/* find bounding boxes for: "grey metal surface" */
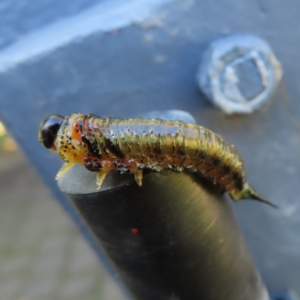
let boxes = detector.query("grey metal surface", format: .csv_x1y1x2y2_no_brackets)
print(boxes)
0,0,299,294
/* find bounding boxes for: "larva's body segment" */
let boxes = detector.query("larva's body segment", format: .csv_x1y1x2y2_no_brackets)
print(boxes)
38,113,276,207
88,117,244,192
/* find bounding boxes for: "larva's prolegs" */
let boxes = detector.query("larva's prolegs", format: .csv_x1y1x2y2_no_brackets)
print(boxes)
96,171,108,190
55,162,74,180
134,170,143,187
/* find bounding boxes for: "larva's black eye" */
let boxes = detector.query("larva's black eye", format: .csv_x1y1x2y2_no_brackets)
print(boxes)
38,115,64,149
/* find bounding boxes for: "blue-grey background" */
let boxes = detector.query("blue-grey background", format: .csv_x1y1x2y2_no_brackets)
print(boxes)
0,0,299,298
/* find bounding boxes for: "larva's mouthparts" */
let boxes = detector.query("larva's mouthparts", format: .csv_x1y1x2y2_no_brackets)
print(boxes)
229,184,278,208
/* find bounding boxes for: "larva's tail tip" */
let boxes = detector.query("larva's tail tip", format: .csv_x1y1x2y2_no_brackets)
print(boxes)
230,186,278,208
250,194,278,208
247,187,278,209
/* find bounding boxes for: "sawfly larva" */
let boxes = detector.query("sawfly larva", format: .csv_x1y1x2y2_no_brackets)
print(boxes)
38,113,276,207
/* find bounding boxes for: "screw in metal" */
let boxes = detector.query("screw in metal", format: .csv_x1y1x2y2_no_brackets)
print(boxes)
197,34,282,114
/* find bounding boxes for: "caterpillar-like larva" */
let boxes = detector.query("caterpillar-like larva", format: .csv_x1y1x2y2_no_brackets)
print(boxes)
38,113,276,207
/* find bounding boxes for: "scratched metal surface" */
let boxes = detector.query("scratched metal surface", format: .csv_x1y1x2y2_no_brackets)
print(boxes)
0,0,299,294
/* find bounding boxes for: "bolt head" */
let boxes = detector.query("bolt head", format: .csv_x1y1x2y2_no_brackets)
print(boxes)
197,34,282,114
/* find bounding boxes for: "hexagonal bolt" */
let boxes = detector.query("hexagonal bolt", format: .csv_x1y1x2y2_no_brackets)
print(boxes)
197,34,283,114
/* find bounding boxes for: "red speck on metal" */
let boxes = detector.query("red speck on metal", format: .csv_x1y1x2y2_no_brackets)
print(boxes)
131,228,139,234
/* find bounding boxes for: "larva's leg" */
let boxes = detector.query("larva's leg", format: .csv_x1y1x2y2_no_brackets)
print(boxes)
55,162,75,179
133,170,143,187
96,171,108,190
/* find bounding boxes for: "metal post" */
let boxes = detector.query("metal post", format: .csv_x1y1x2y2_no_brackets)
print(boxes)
58,111,269,300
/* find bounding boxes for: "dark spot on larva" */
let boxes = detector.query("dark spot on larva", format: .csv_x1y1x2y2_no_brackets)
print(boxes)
85,160,103,172
232,171,243,190
199,151,207,159
72,146,75,150
81,136,102,158
212,157,221,167
104,138,124,158
232,171,239,181
223,165,231,174
177,149,185,156
153,146,162,154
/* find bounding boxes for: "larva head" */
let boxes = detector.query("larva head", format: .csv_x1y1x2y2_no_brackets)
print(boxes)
39,113,101,178
55,113,91,165
38,114,64,151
